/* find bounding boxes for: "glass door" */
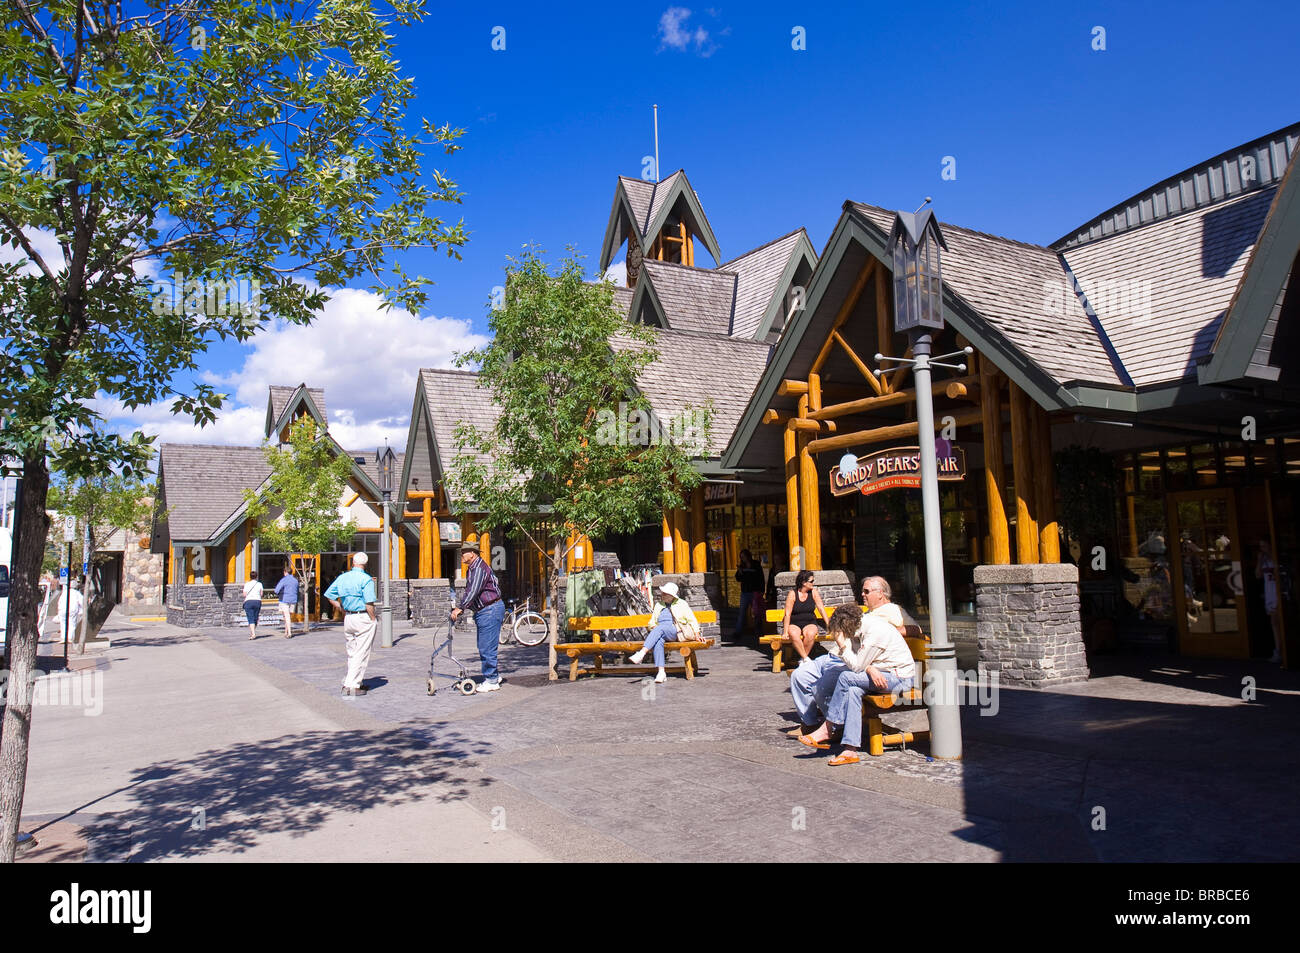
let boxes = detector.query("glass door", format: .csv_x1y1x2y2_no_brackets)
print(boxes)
1168,489,1248,657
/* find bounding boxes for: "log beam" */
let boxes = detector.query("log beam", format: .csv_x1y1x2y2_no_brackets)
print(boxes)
804,407,983,455
811,257,876,374
808,374,980,421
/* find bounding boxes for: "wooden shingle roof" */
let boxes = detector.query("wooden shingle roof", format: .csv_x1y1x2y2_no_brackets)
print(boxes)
611,327,771,456
267,384,328,430
158,444,271,541
420,368,501,472
640,259,737,335
851,204,1126,387
723,230,808,339
1062,187,1277,387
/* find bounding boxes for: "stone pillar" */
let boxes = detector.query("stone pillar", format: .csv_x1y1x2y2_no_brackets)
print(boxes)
409,577,453,628
974,563,1088,687
651,572,722,640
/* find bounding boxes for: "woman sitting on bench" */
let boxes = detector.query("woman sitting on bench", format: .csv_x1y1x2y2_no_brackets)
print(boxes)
629,582,700,683
783,569,829,664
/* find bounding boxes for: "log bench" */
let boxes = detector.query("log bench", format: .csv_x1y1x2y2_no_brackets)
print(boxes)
758,605,837,673
863,629,930,756
558,611,718,682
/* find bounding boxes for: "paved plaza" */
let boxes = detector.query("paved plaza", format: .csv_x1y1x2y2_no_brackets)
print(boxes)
15,608,1300,862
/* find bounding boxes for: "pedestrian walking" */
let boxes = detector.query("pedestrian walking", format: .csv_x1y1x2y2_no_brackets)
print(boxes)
273,564,299,639
451,544,505,692
243,570,264,640
324,553,377,697
57,580,84,645
732,549,765,641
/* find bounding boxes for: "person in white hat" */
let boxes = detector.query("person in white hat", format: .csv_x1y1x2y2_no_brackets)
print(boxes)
628,581,700,683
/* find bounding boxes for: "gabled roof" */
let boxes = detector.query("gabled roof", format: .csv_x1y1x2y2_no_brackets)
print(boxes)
157,444,272,541
265,384,329,439
398,368,503,506
1062,186,1278,387
850,204,1126,388
723,229,818,339
611,327,771,457
599,170,723,270
637,259,737,335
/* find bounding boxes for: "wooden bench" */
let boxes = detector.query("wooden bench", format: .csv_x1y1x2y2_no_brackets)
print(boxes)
557,611,718,682
758,605,845,673
863,629,930,756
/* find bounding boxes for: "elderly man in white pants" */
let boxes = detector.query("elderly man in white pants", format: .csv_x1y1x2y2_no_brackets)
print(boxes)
57,580,85,645
324,552,378,697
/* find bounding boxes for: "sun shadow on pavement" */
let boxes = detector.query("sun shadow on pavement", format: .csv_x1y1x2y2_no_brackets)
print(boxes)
119,727,492,860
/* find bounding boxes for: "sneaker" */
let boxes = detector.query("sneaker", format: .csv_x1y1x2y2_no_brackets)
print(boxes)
477,678,501,693
654,670,667,684
342,685,368,696
628,649,647,665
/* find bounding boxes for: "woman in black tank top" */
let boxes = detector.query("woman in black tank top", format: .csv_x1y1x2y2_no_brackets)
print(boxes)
783,569,829,662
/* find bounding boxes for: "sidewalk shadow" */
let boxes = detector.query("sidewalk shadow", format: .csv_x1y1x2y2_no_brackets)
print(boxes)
117,727,492,860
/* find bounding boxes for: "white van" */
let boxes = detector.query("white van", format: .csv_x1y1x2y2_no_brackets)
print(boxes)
0,525,10,642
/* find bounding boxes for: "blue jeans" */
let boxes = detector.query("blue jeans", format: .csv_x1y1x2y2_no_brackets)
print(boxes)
733,591,759,636
474,600,505,681
789,655,847,726
643,608,676,667
827,669,914,748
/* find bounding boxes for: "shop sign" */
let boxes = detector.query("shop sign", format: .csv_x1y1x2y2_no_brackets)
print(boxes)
829,445,966,497
703,482,737,505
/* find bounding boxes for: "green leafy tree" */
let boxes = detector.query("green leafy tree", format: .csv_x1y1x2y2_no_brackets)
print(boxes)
243,416,357,632
0,0,465,861
449,249,711,672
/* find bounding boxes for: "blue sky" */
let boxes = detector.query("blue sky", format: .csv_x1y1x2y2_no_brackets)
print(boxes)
97,0,1300,451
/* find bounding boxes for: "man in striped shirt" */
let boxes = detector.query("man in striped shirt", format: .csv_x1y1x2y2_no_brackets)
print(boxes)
450,544,505,692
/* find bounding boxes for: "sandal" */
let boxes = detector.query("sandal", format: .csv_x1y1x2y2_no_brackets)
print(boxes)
828,753,860,766
798,734,829,750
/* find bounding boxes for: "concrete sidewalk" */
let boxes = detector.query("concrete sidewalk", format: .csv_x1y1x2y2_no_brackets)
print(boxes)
16,607,1300,862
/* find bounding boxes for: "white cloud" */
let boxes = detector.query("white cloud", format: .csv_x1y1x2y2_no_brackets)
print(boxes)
100,285,489,453
603,260,627,287
657,6,720,56
0,226,63,277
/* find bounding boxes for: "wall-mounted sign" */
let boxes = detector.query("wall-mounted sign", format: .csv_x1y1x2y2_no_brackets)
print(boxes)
703,482,737,505
439,521,462,542
829,445,966,497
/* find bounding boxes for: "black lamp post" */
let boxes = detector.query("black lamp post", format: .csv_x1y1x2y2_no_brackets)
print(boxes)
378,443,396,649
877,200,966,761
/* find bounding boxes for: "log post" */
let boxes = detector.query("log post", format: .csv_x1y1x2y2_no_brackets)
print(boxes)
691,486,707,572
980,363,1010,564
673,507,690,573
661,511,672,572
1034,405,1060,563
420,497,432,578
784,425,801,570
799,441,821,571
1009,382,1039,564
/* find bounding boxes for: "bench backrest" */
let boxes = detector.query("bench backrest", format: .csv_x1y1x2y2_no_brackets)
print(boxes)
569,611,719,631
903,625,928,683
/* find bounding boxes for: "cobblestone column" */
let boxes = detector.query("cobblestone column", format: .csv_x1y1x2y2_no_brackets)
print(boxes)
409,578,453,628
975,562,1089,687
651,572,722,639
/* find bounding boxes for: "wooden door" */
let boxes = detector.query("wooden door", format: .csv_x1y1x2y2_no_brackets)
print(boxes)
1168,489,1249,657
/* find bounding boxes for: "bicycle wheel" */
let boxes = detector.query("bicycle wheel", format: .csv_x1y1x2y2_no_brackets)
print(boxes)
514,611,550,646
499,613,513,644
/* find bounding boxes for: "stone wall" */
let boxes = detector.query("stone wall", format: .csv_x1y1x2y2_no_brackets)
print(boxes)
410,578,454,629
975,563,1089,687
120,535,164,606
166,583,284,629
651,572,722,639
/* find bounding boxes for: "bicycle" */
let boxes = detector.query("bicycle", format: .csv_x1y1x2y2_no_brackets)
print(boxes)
499,596,549,646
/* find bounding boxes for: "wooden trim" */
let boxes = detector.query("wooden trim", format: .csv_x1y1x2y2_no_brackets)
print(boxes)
808,373,979,421
784,425,801,571
1009,382,1039,563
832,330,883,396
804,407,982,455
980,365,1010,565
1034,404,1060,562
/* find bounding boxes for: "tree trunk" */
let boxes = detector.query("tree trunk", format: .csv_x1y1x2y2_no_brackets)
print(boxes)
546,540,563,681
0,449,52,862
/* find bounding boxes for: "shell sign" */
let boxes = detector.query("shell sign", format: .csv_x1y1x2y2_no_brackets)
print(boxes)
829,445,966,497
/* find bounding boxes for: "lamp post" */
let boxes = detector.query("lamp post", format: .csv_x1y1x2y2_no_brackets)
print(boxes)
877,200,965,760
378,443,396,649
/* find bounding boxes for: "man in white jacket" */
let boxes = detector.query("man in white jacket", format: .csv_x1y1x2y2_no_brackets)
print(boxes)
797,586,916,764
57,581,85,645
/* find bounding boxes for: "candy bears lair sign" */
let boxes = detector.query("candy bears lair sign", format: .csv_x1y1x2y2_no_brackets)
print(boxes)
829,446,966,497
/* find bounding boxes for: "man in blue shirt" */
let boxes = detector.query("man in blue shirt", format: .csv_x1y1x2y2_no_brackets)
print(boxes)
273,565,300,639
324,552,378,697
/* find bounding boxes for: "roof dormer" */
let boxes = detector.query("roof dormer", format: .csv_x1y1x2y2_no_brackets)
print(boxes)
600,170,722,288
